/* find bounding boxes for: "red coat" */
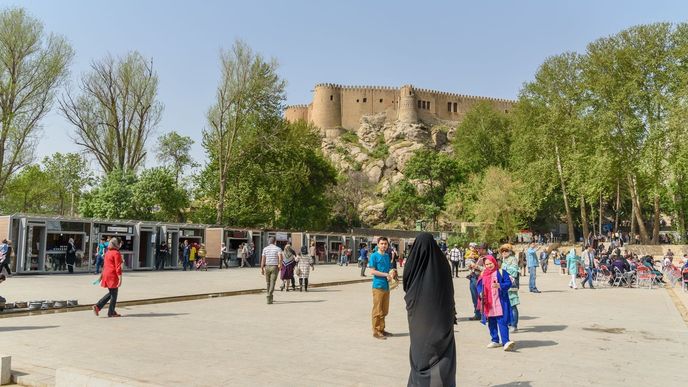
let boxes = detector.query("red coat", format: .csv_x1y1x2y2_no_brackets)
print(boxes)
101,249,123,288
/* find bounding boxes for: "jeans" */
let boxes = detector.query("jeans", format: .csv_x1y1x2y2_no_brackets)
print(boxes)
528,266,537,290
95,256,104,274
219,253,229,269
155,253,165,270
360,259,368,276
182,256,190,271
469,276,480,318
339,255,348,266
451,261,460,277
299,277,309,291
265,265,278,304
582,267,595,288
510,306,519,329
96,287,119,316
487,316,510,344
0,260,11,275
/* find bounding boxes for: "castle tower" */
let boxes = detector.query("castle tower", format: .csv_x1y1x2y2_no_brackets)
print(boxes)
311,84,342,133
398,84,418,123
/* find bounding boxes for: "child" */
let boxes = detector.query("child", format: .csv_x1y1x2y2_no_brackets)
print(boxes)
477,255,515,351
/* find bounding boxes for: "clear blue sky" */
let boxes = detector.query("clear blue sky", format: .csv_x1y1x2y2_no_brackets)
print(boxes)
6,0,688,169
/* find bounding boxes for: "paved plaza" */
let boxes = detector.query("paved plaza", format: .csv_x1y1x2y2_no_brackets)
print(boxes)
1,266,687,386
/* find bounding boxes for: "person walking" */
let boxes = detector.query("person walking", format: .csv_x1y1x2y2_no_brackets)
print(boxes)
359,243,369,277
66,238,77,274
308,240,317,266
369,236,392,340
189,242,197,270
477,255,515,351
449,244,462,278
92,237,123,317
296,246,315,291
403,233,456,387
239,242,251,267
280,244,297,291
156,241,168,271
500,244,521,333
219,242,229,269
582,245,596,289
260,237,283,305
566,248,580,289
526,242,541,293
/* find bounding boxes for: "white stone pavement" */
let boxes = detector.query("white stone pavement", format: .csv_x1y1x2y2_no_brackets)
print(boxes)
0,267,687,386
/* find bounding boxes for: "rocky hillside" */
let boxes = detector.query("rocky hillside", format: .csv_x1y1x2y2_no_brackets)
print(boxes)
320,113,457,226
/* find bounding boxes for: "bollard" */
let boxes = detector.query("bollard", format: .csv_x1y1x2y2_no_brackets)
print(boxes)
0,354,10,385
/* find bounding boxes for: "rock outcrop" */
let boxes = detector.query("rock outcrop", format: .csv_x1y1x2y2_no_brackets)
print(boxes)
320,114,456,226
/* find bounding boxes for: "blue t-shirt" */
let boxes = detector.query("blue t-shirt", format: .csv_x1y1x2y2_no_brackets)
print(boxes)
368,251,391,290
97,242,108,257
359,248,368,260
527,247,538,268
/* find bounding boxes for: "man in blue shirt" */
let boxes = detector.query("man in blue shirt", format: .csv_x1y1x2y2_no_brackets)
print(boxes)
95,236,108,274
527,242,541,293
359,243,369,277
368,236,392,340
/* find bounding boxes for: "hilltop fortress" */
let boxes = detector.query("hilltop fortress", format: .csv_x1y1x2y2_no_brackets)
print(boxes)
285,83,515,137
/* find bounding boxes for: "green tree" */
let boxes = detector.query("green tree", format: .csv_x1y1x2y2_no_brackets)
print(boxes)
0,7,73,196
453,101,512,175
60,51,162,173
131,167,189,222
204,39,286,224
384,179,423,227
0,165,54,213
156,131,196,185
79,169,137,219
42,152,93,216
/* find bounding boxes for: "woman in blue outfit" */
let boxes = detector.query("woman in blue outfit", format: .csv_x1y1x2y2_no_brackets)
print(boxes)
477,255,515,351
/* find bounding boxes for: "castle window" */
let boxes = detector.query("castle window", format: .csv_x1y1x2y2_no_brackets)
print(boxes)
448,102,452,112
363,98,367,103
422,101,426,109
379,99,383,103
427,102,431,110
330,95,333,101
356,99,359,103
417,100,421,108
453,102,458,112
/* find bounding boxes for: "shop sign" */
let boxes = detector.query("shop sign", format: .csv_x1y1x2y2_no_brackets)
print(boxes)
275,232,289,241
107,226,129,233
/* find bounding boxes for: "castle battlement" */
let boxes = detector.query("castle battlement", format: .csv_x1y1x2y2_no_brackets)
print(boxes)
286,83,514,138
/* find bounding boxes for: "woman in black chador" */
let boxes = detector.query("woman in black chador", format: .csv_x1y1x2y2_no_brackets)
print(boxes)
403,233,456,387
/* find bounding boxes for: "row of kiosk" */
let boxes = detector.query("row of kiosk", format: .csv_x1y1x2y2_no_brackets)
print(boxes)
0,214,441,274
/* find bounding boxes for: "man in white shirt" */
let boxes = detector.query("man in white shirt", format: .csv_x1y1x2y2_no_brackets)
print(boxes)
449,245,462,278
261,237,283,304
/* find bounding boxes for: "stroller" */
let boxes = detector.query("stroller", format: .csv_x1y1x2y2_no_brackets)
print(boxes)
195,258,208,271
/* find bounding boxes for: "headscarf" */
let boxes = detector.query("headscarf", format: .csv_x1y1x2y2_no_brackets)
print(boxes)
403,233,456,387
478,255,498,283
478,255,499,315
566,248,576,260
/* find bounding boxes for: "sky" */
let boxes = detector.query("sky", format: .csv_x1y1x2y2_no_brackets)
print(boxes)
5,0,688,170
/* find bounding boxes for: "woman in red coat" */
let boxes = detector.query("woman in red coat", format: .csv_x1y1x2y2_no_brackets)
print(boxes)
92,237,123,317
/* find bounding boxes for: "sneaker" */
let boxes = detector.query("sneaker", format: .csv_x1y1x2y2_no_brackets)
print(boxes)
486,342,501,348
373,333,387,340
92,305,100,316
108,313,122,318
530,289,541,293
503,341,516,351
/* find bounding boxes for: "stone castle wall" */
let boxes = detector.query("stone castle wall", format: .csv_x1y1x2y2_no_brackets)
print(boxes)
285,84,514,136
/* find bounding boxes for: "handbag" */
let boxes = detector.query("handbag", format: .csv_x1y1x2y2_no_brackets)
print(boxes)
294,265,302,276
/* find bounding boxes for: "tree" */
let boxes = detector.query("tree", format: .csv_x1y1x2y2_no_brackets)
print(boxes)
328,171,372,229
403,148,462,228
204,39,286,224
0,164,53,213
42,152,92,216
453,102,512,175
0,7,73,196
79,169,137,219
384,179,423,227
472,167,533,244
131,167,189,222
156,131,196,185
60,51,162,173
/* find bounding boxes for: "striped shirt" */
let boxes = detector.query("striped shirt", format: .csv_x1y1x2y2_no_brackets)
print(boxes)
449,248,463,262
262,244,282,266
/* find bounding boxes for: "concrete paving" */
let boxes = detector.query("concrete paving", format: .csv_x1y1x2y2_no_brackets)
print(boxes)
1,268,687,386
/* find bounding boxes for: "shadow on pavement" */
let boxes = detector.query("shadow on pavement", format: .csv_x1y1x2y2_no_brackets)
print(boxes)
123,313,190,318
305,289,342,292
514,340,558,349
518,316,538,320
273,300,326,304
519,325,567,333
540,290,566,293
0,325,59,332
493,382,533,387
